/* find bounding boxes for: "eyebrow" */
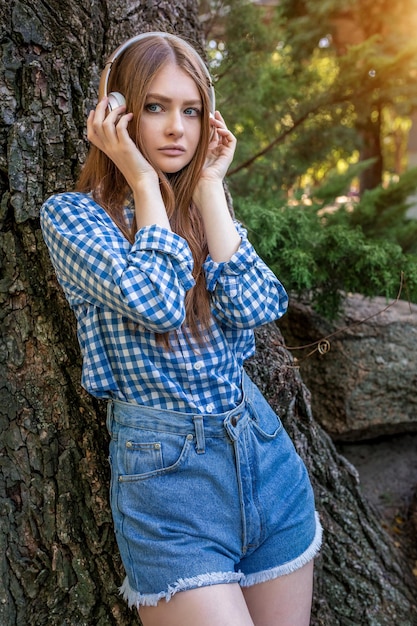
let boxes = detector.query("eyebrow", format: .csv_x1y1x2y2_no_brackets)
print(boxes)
145,92,202,106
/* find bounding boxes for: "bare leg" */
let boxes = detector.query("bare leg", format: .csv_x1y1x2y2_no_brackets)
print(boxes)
242,560,314,626
139,583,255,626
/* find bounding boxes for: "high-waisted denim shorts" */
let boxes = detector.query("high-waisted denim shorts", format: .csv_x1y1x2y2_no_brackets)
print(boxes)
106,373,322,608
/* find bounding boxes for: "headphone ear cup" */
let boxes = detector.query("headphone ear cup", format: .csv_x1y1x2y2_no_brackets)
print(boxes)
209,113,216,142
209,86,216,115
107,91,126,111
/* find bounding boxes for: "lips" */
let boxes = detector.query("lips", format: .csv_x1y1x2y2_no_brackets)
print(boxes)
158,145,186,156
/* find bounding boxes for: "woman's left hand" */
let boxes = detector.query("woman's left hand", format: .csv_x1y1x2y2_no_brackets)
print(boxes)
192,111,241,261
200,111,237,182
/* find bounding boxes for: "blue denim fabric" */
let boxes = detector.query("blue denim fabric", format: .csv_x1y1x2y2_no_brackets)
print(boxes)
106,373,322,608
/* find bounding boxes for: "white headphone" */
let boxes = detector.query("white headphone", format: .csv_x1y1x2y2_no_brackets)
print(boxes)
98,31,216,114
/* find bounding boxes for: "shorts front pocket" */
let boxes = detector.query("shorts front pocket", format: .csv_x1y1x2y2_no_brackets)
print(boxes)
124,440,163,475
116,425,194,482
250,412,282,440
247,392,283,440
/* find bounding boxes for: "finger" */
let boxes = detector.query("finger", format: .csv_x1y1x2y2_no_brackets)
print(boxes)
87,109,95,126
214,110,227,124
87,109,102,145
90,98,112,132
209,112,218,136
105,100,127,123
94,96,126,130
93,97,110,122
114,111,133,132
211,117,232,141
97,103,128,143
216,127,235,145
212,118,226,131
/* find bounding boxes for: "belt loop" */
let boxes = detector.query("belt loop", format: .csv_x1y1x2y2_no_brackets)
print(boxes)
242,371,252,402
106,400,113,435
193,415,206,454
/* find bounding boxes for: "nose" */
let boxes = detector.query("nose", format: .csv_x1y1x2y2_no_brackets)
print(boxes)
166,109,184,136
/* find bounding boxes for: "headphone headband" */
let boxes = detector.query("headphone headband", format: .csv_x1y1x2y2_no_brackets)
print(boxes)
98,31,215,113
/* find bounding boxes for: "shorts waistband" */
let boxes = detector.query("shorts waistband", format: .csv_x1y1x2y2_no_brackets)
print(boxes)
107,372,256,440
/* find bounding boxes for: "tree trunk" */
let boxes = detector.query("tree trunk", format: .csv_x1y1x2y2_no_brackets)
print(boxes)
1,1,416,625
0,2,203,625
359,106,384,193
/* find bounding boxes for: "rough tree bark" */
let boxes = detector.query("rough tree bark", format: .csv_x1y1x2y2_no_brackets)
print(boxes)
0,1,416,625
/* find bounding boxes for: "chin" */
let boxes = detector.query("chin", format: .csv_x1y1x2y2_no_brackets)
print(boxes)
154,156,193,175
162,165,185,175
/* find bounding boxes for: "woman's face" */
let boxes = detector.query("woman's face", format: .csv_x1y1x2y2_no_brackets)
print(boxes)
140,62,203,174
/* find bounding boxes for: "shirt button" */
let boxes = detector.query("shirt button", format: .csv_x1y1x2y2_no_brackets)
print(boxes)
206,403,214,413
194,361,204,371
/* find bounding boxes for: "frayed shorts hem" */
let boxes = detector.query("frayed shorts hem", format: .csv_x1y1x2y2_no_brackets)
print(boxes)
120,571,244,608
120,512,323,609
241,511,323,587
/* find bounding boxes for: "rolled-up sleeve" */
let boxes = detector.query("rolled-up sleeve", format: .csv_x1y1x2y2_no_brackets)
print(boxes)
40,193,195,333
203,221,288,329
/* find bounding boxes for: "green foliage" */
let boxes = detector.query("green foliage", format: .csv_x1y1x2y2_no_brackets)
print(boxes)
235,175,417,318
208,0,360,195
204,0,417,316
311,159,375,200
325,167,417,253
208,0,417,195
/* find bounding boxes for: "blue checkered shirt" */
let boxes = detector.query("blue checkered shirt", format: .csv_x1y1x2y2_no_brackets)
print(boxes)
40,192,288,413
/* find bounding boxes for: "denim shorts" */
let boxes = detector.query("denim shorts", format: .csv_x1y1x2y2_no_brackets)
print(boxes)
106,373,322,608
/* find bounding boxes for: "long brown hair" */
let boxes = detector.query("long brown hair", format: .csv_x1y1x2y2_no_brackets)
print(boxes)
77,34,214,341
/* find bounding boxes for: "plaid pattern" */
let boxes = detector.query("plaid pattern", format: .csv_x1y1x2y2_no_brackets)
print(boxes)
40,192,288,413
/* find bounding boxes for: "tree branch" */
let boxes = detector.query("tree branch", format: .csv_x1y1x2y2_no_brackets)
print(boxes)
227,109,313,177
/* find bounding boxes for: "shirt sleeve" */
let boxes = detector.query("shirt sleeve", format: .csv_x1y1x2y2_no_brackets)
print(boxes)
203,221,288,329
40,192,195,333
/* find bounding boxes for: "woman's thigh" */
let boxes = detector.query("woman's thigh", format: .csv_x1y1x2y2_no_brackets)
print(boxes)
242,560,314,626
139,583,255,626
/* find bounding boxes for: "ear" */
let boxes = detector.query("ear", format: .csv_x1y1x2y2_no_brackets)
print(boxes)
107,92,126,111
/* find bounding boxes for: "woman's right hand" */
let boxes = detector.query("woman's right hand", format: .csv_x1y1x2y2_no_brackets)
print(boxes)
87,98,159,190
87,98,171,231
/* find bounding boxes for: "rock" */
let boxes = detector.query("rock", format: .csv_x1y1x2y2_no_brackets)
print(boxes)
337,433,417,523
279,294,417,441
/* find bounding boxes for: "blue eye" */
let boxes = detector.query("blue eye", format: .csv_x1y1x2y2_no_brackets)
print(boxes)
145,103,163,113
184,107,200,117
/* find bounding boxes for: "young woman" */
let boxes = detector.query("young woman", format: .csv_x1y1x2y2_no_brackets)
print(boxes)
41,32,322,626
